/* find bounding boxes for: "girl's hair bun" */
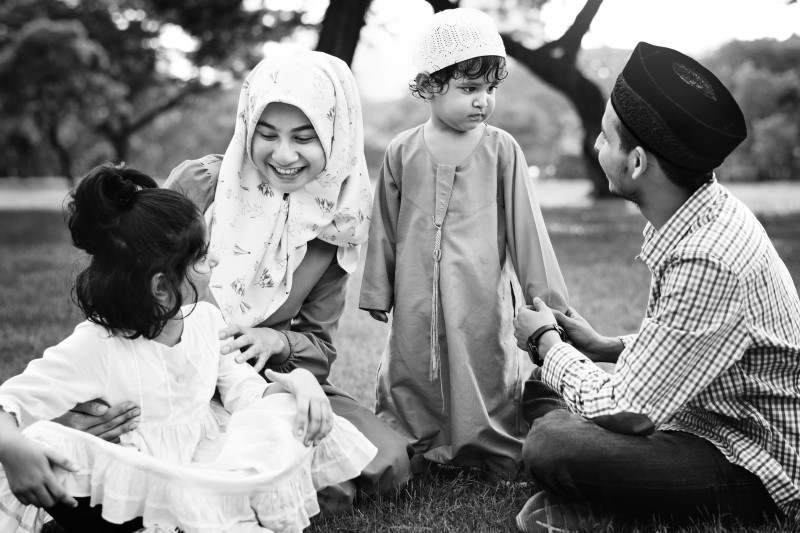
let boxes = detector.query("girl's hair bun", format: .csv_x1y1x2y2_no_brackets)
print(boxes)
66,163,158,255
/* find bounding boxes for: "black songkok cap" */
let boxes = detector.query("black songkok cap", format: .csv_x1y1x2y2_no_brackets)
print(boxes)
611,42,747,172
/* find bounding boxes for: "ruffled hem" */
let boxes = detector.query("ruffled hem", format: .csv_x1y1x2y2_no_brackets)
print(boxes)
0,394,376,533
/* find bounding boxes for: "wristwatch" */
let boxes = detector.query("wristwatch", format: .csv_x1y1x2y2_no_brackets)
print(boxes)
526,324,567,367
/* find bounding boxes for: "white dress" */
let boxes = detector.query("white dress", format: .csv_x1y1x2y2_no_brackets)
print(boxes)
0,302,377,533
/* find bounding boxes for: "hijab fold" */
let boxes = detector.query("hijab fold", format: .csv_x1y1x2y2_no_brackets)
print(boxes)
207,52,372,327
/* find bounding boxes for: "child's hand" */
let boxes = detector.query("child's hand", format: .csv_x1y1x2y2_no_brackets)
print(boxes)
264,369,333,447
0,437,78,509
368,310,388,323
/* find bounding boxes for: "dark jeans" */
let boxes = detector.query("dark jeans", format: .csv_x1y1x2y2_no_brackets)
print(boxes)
521,374,781,525
45,498,143,532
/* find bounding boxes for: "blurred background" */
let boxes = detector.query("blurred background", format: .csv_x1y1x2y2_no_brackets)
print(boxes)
0,0,799,198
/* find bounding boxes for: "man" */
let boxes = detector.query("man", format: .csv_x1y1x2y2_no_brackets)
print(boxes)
513,41,800,532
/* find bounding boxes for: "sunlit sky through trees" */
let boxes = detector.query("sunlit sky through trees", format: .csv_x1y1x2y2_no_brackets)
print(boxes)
162,0,800,101
351,0,800,100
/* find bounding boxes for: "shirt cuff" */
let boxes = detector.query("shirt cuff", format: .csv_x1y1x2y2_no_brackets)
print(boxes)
541,342,594,392
619,334,638,348
265,331,298,374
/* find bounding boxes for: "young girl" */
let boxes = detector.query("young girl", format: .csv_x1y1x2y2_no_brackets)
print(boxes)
359,8,569,477
0,165,376,533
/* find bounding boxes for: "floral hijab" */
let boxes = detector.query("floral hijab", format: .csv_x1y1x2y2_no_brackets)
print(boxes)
207,51,372,327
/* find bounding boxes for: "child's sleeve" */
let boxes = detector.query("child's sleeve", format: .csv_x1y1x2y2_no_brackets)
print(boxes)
503,142,569,312
0,325,109,429
209,306,269,413
359,147,401,313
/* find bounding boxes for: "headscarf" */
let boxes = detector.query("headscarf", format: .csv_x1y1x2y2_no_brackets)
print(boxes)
207,51,373,327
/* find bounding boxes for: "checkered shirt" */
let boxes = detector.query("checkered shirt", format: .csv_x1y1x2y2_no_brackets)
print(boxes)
542,179,800,518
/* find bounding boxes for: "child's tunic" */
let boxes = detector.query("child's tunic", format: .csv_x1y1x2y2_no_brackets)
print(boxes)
0,302,376,533
360,125,568,476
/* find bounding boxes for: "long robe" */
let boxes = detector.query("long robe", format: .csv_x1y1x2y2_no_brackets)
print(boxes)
359,125,569,475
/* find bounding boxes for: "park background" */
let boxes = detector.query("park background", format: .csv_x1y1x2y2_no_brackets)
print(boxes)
1,0,800,531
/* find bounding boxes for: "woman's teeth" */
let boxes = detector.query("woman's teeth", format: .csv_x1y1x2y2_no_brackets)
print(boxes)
272,166,302,176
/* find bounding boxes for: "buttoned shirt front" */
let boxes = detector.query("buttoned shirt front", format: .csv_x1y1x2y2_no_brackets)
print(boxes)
542,180,800,518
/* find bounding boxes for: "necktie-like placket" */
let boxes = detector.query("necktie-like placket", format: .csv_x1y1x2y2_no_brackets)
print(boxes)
430,164,456,384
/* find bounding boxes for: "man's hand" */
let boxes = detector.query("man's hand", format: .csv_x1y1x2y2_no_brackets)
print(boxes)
513,298,559,351
220,325,287,373
264,369,333,447
52,401,140,444
552,307,623,363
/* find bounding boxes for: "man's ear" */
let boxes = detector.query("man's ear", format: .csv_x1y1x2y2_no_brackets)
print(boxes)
630,146,648,180
151,273,170,305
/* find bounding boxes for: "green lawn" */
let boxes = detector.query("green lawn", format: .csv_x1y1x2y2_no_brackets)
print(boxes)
2,198,799,532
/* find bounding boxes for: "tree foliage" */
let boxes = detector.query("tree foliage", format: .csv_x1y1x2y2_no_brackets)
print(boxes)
1,0,798,188
0,0,303,181
706,35,800,181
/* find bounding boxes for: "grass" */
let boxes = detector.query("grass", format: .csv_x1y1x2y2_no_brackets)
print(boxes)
2,197,800,532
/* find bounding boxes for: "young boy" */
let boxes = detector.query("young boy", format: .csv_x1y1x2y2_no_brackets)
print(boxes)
360,8,569,477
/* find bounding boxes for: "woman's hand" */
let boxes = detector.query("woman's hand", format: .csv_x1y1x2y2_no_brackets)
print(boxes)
264,369,333,447
0,437,78,509
52,400,140,444
220,325,287,374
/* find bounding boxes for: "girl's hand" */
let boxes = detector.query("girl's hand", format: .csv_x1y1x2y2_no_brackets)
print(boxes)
219,325,287,374
0,437,78,509
264,369,333,447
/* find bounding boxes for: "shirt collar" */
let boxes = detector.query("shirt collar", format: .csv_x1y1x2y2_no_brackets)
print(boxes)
639,177,721,270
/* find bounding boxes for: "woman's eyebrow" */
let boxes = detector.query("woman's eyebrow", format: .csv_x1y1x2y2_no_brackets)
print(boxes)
256,121,315,133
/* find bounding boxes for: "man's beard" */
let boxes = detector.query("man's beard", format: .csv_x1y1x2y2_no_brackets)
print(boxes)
608,162,642,208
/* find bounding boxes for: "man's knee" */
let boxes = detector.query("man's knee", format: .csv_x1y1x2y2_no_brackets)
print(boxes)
522,410,585,488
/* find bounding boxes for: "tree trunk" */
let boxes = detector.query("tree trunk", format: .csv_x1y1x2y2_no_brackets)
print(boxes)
502,35,610,197
46,120,74,186
316,0,373,65
426,0,612,197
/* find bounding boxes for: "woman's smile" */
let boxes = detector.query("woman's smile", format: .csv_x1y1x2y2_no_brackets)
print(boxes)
251,102,326,193
270,164,305,176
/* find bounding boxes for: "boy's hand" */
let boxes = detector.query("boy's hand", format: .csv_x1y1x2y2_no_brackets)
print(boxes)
368,310,388,323
0,438,78,509
264,369,333,447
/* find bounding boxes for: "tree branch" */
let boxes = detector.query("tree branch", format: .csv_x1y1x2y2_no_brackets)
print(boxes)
128,80,219,134
556,0,603,60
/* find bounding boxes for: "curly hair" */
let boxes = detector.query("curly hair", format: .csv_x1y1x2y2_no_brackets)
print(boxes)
409,55,508,99
66,163,207,339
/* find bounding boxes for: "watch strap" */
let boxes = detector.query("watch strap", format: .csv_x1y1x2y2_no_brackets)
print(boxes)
526,323,566,366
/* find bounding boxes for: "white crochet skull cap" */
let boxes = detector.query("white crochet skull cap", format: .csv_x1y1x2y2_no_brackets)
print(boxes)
414,7,506,75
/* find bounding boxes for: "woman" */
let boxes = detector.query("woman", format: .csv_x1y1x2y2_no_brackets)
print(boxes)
58,51,412,517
